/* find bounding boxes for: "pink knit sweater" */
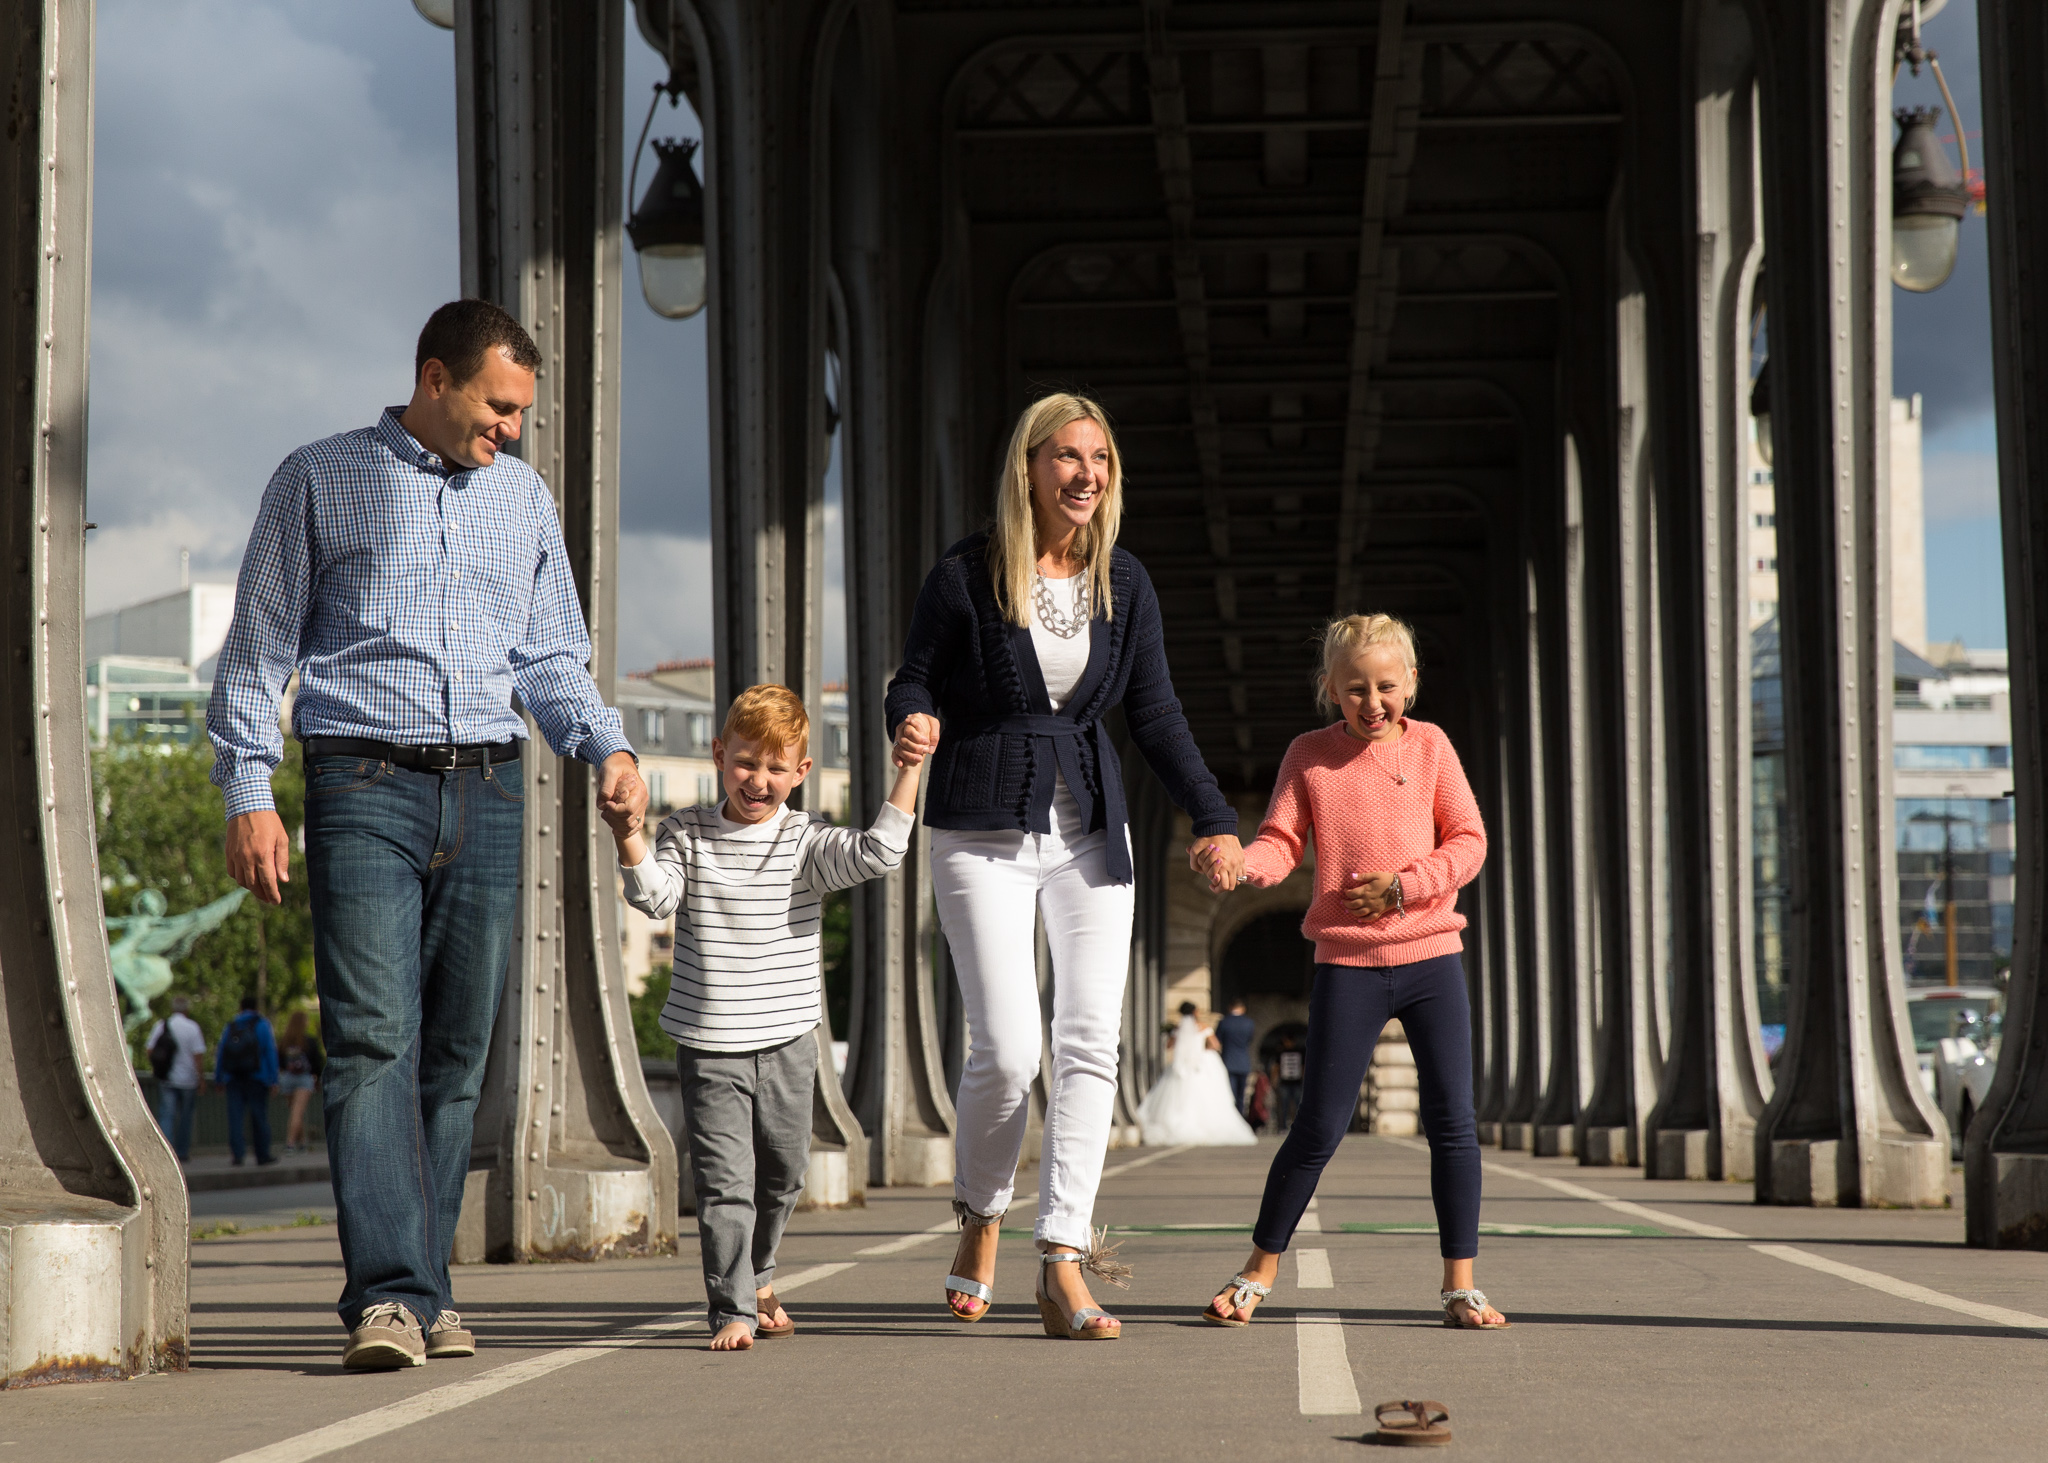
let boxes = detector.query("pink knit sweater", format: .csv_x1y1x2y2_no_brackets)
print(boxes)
1241,718,1487,967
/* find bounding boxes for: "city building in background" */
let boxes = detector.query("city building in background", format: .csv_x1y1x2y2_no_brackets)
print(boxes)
84,581,237,747
1748,394,2009,1032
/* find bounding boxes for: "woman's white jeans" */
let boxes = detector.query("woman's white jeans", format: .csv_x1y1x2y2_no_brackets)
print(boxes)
932,820,1134,1251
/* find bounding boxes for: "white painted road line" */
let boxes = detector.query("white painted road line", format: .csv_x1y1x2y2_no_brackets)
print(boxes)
1295,1312,1362,1415
1298,1194,1323,1233
1751,1245,2048,1336
1385,1136,2048,1339
1379,1137,1746,1240
1296,1248,1334,1289
856,1221,957,1257
218,1262,860,1463
773,1262,858,1292
1101,1143,1196,1181
215,1310,702,1463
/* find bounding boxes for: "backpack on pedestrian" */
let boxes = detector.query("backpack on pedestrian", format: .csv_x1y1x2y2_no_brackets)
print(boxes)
149,1022,181,1082
220,1017,262,1079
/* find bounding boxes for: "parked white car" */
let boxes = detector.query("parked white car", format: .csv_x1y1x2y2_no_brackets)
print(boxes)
1905,986,2002,1158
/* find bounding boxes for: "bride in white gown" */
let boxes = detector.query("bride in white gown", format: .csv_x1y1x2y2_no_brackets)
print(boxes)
1138,1003,1257,1146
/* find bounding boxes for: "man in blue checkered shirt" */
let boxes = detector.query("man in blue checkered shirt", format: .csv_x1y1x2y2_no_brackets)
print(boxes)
208,299,647,1371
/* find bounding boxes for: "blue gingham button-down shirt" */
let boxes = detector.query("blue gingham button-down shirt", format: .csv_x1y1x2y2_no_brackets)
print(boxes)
207,409,632,819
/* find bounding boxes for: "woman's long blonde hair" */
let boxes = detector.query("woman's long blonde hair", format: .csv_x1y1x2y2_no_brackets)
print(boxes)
988,393,1124,626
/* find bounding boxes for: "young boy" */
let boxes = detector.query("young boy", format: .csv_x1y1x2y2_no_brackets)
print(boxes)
604,683,924,1352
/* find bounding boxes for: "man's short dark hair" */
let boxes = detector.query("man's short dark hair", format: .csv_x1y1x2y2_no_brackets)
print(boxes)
240,995,259,1012
415,299,542,385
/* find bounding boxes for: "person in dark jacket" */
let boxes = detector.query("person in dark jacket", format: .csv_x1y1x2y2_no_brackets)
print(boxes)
887,391,1245,1341
214,995,281,1167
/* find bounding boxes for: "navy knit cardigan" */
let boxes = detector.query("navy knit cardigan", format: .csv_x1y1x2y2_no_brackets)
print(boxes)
884,533,1237,882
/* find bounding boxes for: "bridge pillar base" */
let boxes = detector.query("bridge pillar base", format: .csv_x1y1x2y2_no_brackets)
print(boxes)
1533,1124,1575,1158
1652,1128,1710,1180
2,1202,131,1388
1986,1156,2048,1249
797,1144,866,1211
1475,1121,1498,1146
1498,1123,1531,1151
1580,1127,1635,1167
1767,1137,1946,1209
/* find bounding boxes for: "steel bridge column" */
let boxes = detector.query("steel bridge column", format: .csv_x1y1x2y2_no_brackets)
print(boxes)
0,0,188,1385
1644,0,1770,1183
1749,0,1947,1207
1965,0,2048,1248
450,0,679,1261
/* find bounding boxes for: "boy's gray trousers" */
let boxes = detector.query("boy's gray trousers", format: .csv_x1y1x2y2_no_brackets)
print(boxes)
677,1033,817,1334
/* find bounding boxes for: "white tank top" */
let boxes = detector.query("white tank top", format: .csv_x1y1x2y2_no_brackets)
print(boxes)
1027,571,1091,839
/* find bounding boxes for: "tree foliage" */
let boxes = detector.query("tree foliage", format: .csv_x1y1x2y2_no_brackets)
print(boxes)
95,735,315,1065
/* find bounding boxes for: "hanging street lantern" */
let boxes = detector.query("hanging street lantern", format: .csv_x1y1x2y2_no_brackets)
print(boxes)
1892,107,1969,293
627,136,707,320
412,0,455,29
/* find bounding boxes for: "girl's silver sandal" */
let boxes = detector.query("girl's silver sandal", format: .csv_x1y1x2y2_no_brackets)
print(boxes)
1203,1274,1271,1327
1440,1288,1511,1328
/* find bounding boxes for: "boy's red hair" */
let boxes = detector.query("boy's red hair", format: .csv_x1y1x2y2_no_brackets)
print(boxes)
722,683,810,756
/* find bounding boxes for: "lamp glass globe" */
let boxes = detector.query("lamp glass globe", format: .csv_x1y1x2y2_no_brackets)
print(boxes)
413,0,456,29
1892,214,1960,293
639,245,707,320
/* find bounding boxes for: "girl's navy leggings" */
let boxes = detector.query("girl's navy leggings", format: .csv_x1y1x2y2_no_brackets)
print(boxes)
1252,952,1481,1260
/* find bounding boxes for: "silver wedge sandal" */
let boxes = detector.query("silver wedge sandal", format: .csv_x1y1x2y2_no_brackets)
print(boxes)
1035,1228,1131,1341
944,1201,1004,1322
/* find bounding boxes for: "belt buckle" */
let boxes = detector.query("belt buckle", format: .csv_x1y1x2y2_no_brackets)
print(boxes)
421,744,459,771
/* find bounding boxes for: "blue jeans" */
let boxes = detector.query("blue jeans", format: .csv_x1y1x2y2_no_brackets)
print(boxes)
223,1079,274,1164
1228,1070,1249,1114
1253,954,1481,1259
156,1083,198,1160
304,752,523,1331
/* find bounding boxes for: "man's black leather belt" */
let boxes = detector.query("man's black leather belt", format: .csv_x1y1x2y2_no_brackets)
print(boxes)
302,736,522,771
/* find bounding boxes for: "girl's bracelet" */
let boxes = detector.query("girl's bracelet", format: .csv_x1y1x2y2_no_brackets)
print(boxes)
1390,874,1404,917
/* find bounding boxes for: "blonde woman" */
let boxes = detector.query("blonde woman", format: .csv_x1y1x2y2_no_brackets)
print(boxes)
886,393,1244,1340
1197,615,1507,1331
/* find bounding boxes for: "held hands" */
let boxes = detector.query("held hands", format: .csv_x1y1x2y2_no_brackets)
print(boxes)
1342,871,1401,922
597,751,648,844
1189,835,1246,893
894,713,941,769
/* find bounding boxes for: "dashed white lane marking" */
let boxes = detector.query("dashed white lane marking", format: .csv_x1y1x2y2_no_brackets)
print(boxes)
1298,1194,1323,1233
217,1264,856,1463
1751,1246,2048,1336
1295,1312,1362,1415
856,1221,957,1257
1100,1143,1196,1181
1296,1248,1334,1289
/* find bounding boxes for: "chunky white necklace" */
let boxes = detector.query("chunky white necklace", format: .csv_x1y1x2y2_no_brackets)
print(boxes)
1033,571,1090,639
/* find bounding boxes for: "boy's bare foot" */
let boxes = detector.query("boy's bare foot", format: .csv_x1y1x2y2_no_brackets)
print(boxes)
710,1321,754,1351
1208,1249,1281,1323
946,1221,999,1319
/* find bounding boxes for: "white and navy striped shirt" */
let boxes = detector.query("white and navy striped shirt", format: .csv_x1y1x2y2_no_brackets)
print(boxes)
621,801,913,1053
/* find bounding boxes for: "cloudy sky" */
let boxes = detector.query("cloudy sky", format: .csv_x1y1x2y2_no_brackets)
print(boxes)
85,0,2005,662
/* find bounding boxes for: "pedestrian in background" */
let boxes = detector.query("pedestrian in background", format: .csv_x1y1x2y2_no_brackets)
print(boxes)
1216,997,1256,1115
1273,1032,1306,1131
277,1009,325,1155
215,995,279,1168
147,996,208,1162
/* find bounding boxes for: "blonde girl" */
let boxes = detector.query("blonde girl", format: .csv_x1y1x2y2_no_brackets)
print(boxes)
1198,614,1507,1330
